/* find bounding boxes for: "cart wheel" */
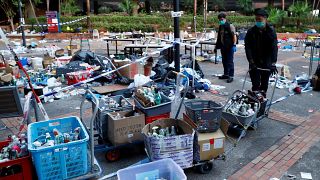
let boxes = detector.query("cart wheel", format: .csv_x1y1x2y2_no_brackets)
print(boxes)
105,149,120,162
197,162,213,174
221,154,226,161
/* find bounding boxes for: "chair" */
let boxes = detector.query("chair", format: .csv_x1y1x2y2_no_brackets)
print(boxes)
92,29,99,39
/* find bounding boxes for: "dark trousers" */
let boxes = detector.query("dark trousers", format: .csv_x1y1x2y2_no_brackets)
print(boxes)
249,68,271,92
221,48,234,77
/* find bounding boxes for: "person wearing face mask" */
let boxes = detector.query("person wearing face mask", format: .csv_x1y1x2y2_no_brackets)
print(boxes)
244,8,278,96
214,12,237,83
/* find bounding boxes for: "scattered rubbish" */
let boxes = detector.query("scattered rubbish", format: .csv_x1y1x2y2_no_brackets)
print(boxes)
300,172,312,179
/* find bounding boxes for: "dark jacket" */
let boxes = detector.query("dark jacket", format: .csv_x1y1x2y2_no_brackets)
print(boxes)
216,22,235,50
244,23,278,68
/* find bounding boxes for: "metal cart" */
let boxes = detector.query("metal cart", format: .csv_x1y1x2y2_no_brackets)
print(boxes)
222,68,278,143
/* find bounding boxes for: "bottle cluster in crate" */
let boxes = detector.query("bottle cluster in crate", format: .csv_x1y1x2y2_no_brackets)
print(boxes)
0,134,28,162
100,96,129,111
224,93,259,117
32,127,81,148
148,125,178,138
136,86,162,107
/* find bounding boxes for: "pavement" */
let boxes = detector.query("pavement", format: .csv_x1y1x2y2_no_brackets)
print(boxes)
1,39,320,180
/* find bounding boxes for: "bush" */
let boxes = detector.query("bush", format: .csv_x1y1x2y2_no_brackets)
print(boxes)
26,14,318,33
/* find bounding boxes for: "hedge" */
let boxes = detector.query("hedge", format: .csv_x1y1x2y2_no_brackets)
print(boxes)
26,15,320,33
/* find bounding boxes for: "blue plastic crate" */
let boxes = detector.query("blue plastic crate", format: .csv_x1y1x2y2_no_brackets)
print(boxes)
27,116,89,180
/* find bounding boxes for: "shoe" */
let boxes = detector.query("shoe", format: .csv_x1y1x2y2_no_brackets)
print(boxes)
219,75,229,79
227,77,234,83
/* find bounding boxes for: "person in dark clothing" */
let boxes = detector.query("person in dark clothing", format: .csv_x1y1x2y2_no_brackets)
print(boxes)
214,13,237,83
245,9,278,94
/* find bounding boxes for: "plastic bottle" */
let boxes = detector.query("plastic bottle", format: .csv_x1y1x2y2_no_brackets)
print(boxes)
154,90,162,105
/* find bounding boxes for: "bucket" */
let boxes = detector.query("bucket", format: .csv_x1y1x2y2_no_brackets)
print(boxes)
31,57,43,70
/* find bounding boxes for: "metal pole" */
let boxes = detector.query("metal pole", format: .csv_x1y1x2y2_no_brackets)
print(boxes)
173,0,180,72
18,0,26,47
86,0,91,31
193,0,197,33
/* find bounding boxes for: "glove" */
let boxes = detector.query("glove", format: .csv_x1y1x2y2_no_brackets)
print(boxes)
232,45,237,52
270,65,278,75
214,48,217,54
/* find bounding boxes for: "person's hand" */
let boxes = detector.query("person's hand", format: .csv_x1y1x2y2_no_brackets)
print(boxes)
232,45,237,52
270,65,278,75
214,48,217,54
249,63,257,71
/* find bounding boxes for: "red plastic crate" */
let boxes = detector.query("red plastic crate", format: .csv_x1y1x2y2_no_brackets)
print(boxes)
145,112,170,124
66,70,91,85
0,140,33,180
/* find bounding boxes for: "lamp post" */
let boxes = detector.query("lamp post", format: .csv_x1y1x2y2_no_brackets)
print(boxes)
18,0,26,47
173,0,180,72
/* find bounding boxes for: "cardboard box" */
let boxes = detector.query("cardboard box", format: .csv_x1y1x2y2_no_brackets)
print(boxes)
142,118,195,168
196,129,225,161
107,111,145,146
113,59,144,79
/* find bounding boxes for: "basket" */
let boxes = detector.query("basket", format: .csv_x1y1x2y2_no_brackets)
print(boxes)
134,93,171,117
117,158,186,180
0,140,33,180
92,95,133,140
184,100,223,133
27,116,89,180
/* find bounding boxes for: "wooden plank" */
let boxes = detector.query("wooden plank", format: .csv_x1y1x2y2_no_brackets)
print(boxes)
91,84,128,94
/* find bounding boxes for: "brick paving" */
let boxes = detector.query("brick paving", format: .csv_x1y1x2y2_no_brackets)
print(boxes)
228,112,320,180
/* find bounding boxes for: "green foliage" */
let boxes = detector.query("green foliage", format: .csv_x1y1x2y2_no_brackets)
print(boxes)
98,6,112,14
237,0,253,15
119,0,137,16
26,14,320,33
0,0,19,18
61,0,80,16
211,0,225,10
267,8,286,25
289,1,311,17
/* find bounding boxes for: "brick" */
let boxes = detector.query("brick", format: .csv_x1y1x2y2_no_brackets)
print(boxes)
280,148,291,155
269,149,281,157
255,167,268,177
242,169,255,179
283,153,294,161
252,156,263,164
272,153,285,162
261,174,271,180
262,156,273,163
260,150,272,158
253,162,266,171
286,159,297,167
269,145,279,151
264,160,276,169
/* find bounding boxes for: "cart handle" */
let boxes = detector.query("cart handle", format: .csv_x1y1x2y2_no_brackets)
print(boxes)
80,89,99,173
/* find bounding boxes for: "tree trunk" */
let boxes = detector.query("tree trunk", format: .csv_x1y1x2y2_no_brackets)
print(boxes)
282,0,285,10
193,0,197,33
46,0,50,11
9,17,14,32
133,0,139,15
87,0,91,30
28,0,42,31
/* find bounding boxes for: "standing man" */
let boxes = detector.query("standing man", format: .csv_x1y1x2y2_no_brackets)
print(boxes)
245,9,278,96
214,12,237,83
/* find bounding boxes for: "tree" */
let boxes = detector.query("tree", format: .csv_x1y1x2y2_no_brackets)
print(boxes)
289,1,311,28
0,0,19,31
119,0,137,16
267,8,286,26
61,0,80,16
237,0,253,15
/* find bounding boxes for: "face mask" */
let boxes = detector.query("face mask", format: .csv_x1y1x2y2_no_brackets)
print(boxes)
255,22,265,28
219,20,226,25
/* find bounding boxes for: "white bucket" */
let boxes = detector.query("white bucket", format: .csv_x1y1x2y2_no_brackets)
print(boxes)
31,57,43,70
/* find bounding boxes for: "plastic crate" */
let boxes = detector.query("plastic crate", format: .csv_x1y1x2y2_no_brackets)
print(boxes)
184,100,223,133
27,116,89,180
0,141,33,180
92,95,133,140
117,158,186,180
145,112,170,124
134,93,171,117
